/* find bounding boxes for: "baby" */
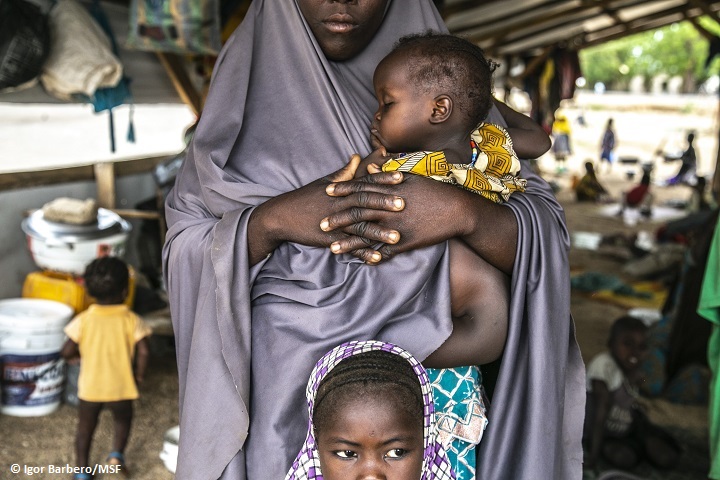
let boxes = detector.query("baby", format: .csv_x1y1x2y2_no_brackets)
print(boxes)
353,32,550,367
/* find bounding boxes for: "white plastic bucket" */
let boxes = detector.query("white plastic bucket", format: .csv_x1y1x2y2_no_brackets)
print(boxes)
0,299,73,416
159,425,180,473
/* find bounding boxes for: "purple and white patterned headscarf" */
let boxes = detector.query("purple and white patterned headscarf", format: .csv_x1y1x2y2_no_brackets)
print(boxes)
285,340,455,480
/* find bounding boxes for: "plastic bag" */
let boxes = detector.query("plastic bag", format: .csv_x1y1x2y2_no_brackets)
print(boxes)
40,0,123,101
0,0,51,91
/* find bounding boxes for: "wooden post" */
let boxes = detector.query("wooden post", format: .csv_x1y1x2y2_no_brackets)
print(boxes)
687,17,720,196
94,162,116,209
156,52,204,117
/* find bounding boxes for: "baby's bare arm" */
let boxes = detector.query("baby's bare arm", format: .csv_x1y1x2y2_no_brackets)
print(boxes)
423,238,509,368
494,99,551,159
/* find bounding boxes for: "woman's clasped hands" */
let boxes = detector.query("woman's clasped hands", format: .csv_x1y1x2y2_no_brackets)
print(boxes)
321,154,479,265
249,153,475,266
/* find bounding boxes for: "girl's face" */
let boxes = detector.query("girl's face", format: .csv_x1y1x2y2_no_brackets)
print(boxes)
371,53,435,153
298,0,389,61
317,395,424,480
610,329,648,374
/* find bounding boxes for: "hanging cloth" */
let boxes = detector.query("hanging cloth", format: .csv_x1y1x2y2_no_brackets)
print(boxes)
80,0,135,152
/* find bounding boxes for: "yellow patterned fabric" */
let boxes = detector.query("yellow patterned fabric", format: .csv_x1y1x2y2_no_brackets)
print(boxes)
381,123,527,203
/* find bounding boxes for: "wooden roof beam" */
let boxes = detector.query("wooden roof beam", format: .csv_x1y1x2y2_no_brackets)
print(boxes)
440,0,505,19
579,6,697,49
453,0,572,37
688,0,720,24
585,3,707,40
473,1,610,53
687,16,715,41
156,52,204,117
460,0,655,42
495,2,711,55
470,0,668,50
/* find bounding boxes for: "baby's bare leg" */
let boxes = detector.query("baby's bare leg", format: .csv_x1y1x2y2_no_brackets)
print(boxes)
423,238,509,368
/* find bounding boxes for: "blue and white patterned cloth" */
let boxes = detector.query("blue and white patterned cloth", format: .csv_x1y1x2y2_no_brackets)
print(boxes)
427,367,488,480
286,341,456,480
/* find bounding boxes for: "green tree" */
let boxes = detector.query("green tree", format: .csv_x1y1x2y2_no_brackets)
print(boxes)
580,18,720,92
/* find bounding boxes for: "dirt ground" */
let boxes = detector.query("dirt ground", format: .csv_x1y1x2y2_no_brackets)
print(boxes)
0,336,178,480
0,92,717,479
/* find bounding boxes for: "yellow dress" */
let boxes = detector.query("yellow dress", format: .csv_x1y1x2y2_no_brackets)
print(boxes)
64,304,151,402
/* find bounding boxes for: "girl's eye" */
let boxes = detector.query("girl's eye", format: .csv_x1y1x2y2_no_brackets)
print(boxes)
385,448,407,458
334,450,357,459
383,102,393,111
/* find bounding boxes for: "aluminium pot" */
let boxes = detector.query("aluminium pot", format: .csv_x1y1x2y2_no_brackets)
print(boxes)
21,208,131,275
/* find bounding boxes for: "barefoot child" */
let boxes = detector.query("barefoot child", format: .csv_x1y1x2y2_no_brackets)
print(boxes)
286,340,456,480
61,257,151,479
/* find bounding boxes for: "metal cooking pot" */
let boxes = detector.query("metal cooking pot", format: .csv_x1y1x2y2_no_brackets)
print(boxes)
21,208,132,275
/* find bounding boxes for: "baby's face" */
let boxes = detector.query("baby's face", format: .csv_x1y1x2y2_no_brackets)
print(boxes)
610,329,648,374
317,395,423,480
371,54,436,153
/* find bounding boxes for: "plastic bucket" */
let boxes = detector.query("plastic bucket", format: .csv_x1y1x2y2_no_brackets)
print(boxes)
0,299,73,416
159,426,180,473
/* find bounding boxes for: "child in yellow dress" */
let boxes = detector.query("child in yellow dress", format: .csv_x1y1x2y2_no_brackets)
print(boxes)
61,257,151,479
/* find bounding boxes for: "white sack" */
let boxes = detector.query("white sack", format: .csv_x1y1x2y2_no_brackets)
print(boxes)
40,0,122,101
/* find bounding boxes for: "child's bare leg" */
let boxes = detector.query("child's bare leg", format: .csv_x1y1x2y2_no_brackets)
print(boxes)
76,400,103,467
107,400,133,455
423,239,509,368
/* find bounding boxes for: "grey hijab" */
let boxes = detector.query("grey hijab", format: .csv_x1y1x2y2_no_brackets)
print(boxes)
163,1,585,478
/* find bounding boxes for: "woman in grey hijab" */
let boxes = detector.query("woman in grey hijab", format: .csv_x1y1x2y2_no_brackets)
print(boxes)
163,0,585,479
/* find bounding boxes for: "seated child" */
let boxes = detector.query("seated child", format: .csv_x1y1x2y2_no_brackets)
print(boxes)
60,257,152,480
584,316,680,472
286,340,457,480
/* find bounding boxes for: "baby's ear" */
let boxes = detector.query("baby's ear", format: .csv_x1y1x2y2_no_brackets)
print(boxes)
430,95,452,124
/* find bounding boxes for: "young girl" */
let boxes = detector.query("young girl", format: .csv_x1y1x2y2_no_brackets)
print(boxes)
286,340,456,480
61,257,151,480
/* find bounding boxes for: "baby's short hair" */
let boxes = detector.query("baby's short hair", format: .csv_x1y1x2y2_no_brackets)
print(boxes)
608,315,647,347
391,31,497,128
313,350,423,438
84,256,129,302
